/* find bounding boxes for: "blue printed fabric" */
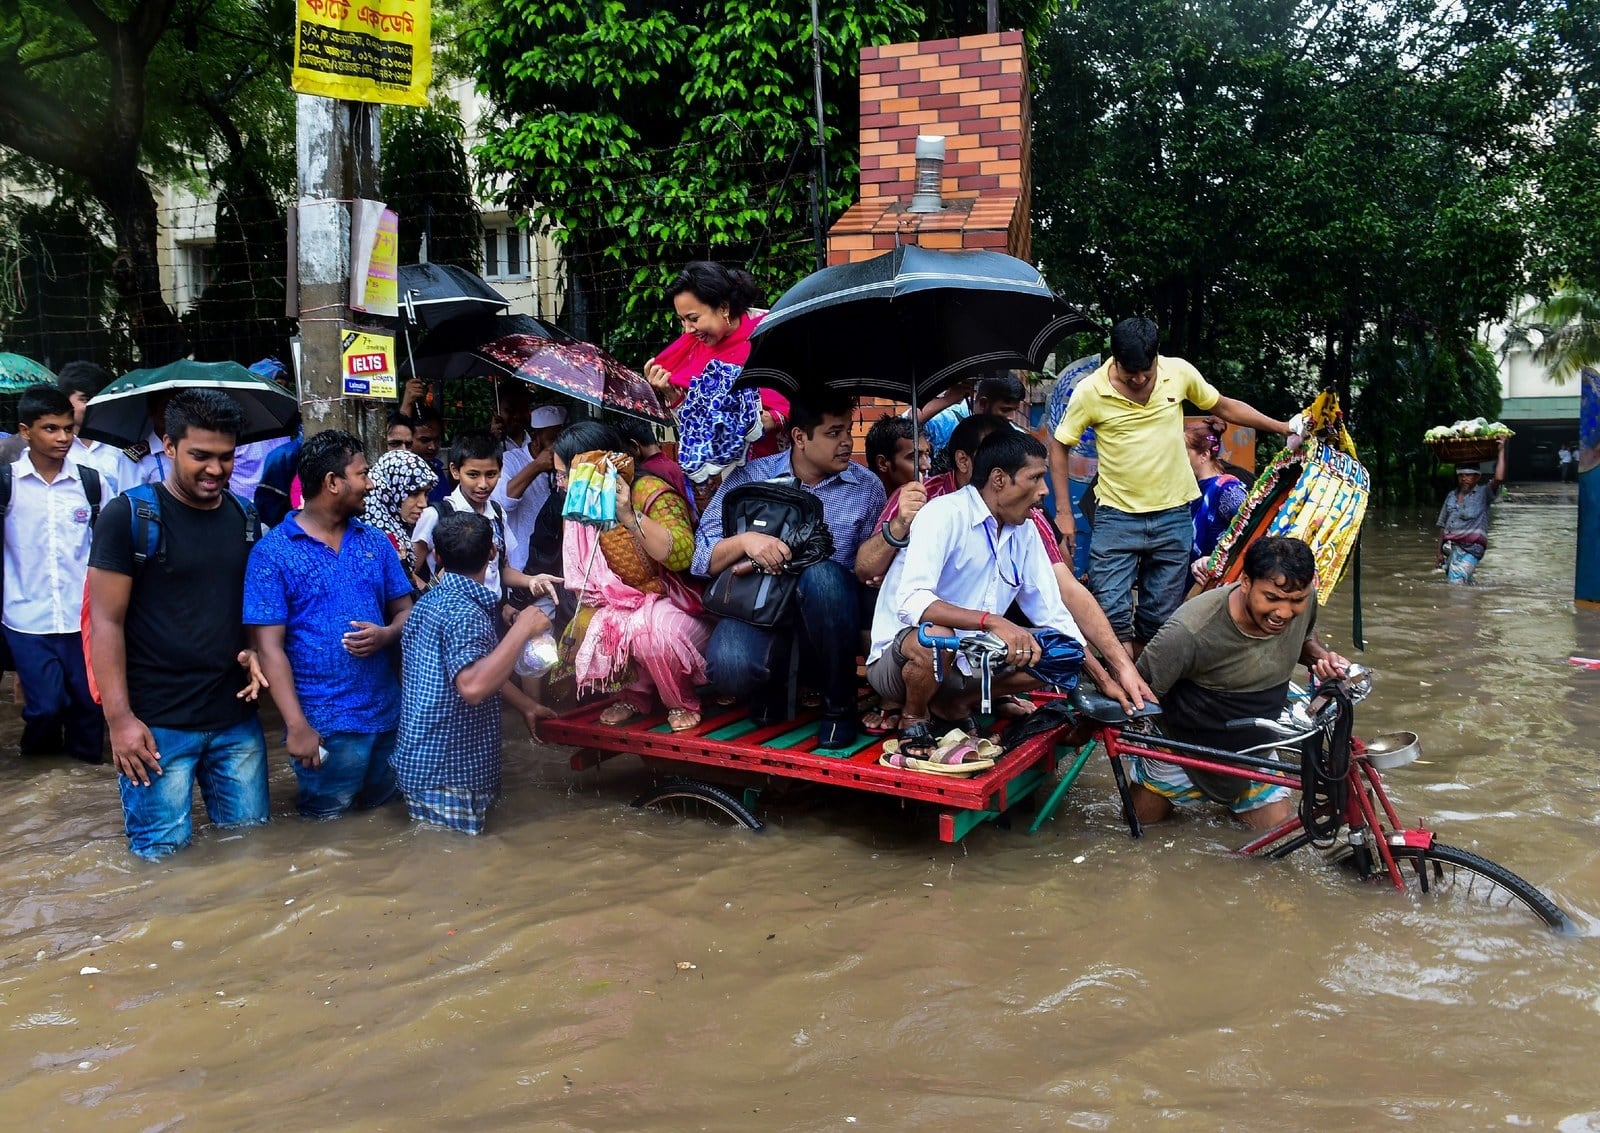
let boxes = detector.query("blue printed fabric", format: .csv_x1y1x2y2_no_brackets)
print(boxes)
675,360,762,484
394,572,503,792
1190,473,1247,561
242,515,412,734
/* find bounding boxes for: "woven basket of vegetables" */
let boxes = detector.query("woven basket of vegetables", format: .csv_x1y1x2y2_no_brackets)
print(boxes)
1424,419,1512,464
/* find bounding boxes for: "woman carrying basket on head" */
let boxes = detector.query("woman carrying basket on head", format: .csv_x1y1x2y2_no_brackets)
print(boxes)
552,421,712,733
1436,438,1507,584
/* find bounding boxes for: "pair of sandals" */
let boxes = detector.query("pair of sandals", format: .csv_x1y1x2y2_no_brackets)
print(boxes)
863,694,1035,736
879,722,1001,775
599,701,700,733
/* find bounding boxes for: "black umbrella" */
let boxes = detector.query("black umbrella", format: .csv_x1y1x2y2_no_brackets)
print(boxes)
738,245,1095,403
398,263,510,330
400,312,575,382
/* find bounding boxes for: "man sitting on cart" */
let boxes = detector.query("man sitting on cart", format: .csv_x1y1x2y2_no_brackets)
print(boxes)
866,429,1086,760
1129,536,1350,830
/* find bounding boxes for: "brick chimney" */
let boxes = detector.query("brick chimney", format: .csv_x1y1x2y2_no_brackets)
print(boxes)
827,31,1031,265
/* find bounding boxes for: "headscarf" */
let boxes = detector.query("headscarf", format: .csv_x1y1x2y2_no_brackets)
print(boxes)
363,449,438,574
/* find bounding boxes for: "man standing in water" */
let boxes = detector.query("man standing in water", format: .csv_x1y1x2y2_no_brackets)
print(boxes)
89,390,269,861
245,430,414,818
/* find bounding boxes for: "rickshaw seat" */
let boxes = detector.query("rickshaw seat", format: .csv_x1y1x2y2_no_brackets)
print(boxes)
1070,686,1164,725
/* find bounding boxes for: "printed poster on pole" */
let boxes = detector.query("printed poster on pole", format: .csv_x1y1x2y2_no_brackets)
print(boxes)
292,0,431,107
341,327,397,399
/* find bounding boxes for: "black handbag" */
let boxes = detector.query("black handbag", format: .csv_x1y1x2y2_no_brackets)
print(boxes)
701,477,834,628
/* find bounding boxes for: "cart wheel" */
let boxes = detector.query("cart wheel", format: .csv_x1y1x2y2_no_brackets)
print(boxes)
631,778,765,832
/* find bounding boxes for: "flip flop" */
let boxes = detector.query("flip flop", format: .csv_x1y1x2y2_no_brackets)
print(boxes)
862,706,903,735
880,720,938,766
906,754,997,776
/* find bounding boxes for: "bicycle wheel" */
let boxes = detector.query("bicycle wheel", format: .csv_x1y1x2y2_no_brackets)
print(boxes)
631,779,765,832
1390,842,1571,931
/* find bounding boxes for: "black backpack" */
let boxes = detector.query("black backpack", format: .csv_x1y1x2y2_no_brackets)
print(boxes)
0,462,103,672
701,477,834,629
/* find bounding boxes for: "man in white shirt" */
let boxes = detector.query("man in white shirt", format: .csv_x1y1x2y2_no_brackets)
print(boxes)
492,399,567,572
0,362,137,489
867,429,1084,758
2,385,117,761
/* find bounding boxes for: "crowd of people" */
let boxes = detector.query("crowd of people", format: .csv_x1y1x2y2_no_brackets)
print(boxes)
4,283,1360,860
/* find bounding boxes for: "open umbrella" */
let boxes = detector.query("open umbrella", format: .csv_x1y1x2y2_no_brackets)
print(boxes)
738,245,1095,403
479,335,670,425
398,263,510,330
82,359,298,446
401,312,575,382
0,352,55,392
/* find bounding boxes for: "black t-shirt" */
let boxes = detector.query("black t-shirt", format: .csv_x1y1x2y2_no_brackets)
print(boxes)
88,485,256,731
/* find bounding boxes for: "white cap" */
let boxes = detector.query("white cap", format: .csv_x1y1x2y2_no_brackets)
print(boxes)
530,405,568,429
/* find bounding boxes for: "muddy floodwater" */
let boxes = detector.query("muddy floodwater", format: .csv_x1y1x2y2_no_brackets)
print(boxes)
2,484,1597,1132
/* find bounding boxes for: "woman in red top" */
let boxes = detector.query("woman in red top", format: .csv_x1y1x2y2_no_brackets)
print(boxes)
643,261,790,422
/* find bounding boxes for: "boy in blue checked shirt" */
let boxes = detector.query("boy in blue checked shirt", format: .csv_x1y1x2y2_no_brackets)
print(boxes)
245,431,414,818
395,511,554,834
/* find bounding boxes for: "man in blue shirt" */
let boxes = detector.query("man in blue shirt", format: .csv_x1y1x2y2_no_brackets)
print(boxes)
395,511,552,834
245,430,414,818
692,391,886,747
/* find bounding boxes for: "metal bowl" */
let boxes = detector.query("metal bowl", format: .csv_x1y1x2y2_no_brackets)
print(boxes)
1363,731,1422,770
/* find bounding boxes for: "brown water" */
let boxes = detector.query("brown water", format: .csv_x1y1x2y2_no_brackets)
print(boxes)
3,485,1598,1132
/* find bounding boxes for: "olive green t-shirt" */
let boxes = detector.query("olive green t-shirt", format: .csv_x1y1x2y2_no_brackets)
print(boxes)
1136,584,1317,698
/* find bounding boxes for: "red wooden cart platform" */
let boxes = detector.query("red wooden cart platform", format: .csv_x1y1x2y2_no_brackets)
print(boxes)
540,697,1081,843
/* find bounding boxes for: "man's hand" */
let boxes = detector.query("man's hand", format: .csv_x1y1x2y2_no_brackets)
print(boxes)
740,532,792,574
286,721,324,769
520,701,556,739
109,713,163,786
525,574,563,601
527,445,556,474
897,480,928,526
401,377,427,414
342,621,392,658
1310,651,1351,683
1108,660,1156,713
988,618,1040,666
236,649,269,700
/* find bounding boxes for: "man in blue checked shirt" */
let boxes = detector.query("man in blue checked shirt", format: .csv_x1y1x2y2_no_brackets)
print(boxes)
692,390,886,748
245,431,414,818
394,511,553,834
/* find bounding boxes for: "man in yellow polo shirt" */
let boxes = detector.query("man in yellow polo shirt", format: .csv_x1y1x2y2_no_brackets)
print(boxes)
1048,318,1296,657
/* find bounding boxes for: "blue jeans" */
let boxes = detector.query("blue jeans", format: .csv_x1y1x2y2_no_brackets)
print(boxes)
1088,504,1193,643
293,729,397,818
119,717,269,860
3,628,102,760
705,559,864,717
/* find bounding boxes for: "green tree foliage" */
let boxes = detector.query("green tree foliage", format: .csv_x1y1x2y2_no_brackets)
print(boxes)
467,0,1058,361
1509,282,1600,384
1032,0,1580,495
380,101,483,270
0,0,294,364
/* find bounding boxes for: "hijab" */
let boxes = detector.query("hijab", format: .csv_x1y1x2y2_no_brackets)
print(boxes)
363,449,438,573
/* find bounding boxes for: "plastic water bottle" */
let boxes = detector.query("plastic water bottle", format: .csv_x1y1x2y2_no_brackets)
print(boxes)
514,632,559,677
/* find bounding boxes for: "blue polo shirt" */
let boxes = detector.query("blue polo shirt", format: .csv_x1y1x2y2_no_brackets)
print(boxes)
243,513,413,735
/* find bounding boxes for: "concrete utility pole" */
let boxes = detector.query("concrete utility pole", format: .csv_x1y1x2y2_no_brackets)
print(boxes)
295,95,382,442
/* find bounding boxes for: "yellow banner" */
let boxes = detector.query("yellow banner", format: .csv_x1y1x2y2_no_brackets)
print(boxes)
292,0,431,107
341,328,397,399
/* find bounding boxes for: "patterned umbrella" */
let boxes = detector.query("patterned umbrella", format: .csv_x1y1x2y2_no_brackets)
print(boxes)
0,352,55,392
477,335,669,424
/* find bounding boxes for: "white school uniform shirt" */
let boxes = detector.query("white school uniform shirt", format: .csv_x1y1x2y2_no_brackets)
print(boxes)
490,435,552,556
410,486,521,595
3,452,119,635
868,484,1080,664
70,436,140,492
124,429,168,486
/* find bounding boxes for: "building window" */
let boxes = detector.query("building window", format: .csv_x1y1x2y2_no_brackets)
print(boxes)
178,241,212,308
482,222,532,280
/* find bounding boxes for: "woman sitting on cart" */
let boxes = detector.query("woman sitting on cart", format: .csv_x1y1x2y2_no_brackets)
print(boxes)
552,421,712,733
866,429,1088,760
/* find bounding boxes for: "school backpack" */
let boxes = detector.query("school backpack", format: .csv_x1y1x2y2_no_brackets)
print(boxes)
429,496,509,583
80,483,261,702
0,462,102,673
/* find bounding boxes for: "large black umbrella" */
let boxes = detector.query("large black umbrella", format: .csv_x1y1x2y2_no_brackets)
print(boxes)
400,312,575,382
738,245,1095,402
398,263,510,329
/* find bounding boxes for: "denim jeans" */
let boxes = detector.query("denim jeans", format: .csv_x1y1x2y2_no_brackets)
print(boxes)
119,717,269,861
1088,504,1193,643
293,729,397,818
2,629,103,760
705,559,864,717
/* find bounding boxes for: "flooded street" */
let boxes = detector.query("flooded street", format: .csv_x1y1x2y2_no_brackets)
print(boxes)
2,485,1597,1132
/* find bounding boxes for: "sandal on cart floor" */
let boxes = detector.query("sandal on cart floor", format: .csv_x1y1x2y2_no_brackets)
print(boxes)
599,702,644,726
880,720,938,766
862,705,902,735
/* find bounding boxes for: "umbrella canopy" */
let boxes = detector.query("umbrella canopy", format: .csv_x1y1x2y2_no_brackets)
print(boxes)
398,263,510,330
739,246,1096,402
0,352,55,392
82,359,298,447
401,312,575,382
478,335,670,425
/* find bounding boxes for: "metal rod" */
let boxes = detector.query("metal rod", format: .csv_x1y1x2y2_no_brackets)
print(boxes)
809,0,829,268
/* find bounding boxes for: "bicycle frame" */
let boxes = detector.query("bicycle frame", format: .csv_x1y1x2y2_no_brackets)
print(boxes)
1091,703,1432,891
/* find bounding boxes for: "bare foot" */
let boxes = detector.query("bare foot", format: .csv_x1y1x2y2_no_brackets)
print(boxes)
667,708,701,732
599,702,643,726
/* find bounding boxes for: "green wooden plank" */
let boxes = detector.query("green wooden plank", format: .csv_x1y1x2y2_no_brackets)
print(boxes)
946,766,1049,842
707,719,760,742
1029,742,1097,834
815,732,879,758
766,721,820,749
